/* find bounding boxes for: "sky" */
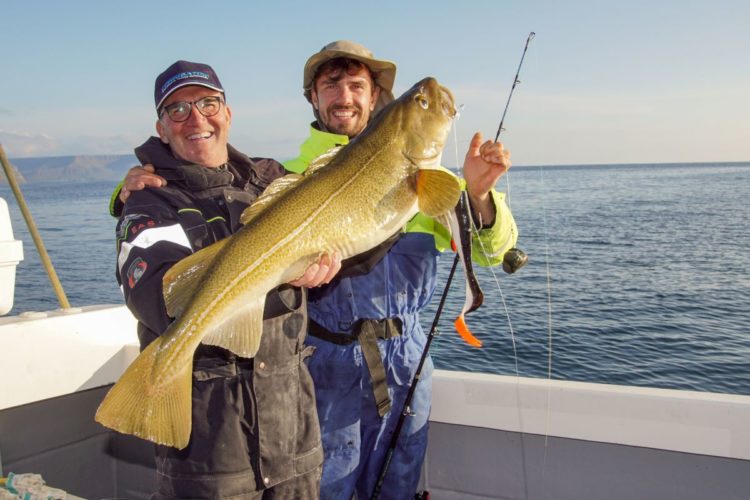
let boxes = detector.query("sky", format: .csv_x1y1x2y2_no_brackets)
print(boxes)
1,0,748,166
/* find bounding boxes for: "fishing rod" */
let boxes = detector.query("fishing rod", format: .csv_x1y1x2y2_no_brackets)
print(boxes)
494,31,535,142
370,251,461,500
496,31,535,274
371,191,481,499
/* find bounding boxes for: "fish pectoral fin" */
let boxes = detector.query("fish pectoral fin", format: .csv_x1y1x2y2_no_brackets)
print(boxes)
201,295,265,358
95,337,193,449
416,168,462,217
240,173,305,225
163,238,230,318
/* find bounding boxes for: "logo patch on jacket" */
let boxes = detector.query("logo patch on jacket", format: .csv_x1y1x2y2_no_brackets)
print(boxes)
117,213,156,240
127,257,148,288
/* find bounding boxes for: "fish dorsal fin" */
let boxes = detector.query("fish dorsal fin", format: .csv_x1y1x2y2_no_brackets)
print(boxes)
239,174,304,225
240,146,343,224
305,146,343,176
162,238,230,318
416,168,461,217
238,145,343,226
201,294,265,358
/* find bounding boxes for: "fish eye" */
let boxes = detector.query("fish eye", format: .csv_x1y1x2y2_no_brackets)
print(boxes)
414,94,429,110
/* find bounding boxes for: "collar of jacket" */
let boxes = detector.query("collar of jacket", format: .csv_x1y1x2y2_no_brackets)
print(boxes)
283,124,349,174
134,136,252,190
311,121,349,148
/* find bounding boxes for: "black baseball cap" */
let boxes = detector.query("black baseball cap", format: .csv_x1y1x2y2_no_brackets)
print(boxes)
154,60,225,110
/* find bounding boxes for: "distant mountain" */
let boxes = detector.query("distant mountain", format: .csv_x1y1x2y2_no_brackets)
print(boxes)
2,154,137,184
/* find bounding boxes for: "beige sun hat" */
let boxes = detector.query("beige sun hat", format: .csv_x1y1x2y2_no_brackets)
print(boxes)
303,40,397,113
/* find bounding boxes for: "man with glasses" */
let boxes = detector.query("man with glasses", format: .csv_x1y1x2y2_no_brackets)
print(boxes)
114,60,338,498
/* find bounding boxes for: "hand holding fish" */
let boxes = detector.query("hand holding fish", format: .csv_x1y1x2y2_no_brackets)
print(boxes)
462,132,511,225
289,252,342,287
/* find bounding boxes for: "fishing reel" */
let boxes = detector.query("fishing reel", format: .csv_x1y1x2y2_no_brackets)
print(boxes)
502,247,528,274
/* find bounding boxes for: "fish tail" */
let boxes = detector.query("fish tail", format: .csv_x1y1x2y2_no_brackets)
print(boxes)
454,314,483,348
95,337,193,449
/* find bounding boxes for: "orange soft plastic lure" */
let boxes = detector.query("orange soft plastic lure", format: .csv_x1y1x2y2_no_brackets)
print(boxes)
454,314,482,347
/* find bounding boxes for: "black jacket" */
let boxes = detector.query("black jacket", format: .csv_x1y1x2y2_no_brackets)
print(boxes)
115,137,322,497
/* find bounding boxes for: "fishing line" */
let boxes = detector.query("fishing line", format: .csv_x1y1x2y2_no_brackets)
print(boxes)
472,238,521,373
452,101,519,360
453,103,521,370
452,101,523,401
459,30,557,499
540,166,555,460
470,222,530,500
454,90,531,498
495,31,557,478
452,104,465,175
475,31,543,499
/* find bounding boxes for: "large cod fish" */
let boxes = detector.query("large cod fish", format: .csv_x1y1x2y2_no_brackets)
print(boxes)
95,77,462,449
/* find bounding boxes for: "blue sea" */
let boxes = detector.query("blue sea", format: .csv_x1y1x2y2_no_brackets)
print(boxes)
2,162,749,396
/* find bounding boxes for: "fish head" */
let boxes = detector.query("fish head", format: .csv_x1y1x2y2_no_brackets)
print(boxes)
399,77,456,168
360,77,456,170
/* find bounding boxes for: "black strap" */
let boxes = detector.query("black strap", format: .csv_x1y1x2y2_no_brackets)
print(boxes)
308,318,403,417
358,321,392,417
308,318,402,344
308,320,356,345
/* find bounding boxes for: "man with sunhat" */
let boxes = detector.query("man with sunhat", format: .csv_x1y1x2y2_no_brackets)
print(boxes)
113,60,338,498
285,41,518,499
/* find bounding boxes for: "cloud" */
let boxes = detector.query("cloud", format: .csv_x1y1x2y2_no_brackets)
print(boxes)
58,134,141,156
0,129,59,157
0,129,141,158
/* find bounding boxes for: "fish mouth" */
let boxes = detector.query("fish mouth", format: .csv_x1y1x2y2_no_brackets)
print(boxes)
405,145,444,165
439,86,457,118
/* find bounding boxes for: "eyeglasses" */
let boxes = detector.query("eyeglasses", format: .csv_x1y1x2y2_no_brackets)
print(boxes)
159,95,224,122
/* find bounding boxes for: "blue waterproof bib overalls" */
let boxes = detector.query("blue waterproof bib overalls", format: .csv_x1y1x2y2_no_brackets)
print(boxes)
285,125,517,499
